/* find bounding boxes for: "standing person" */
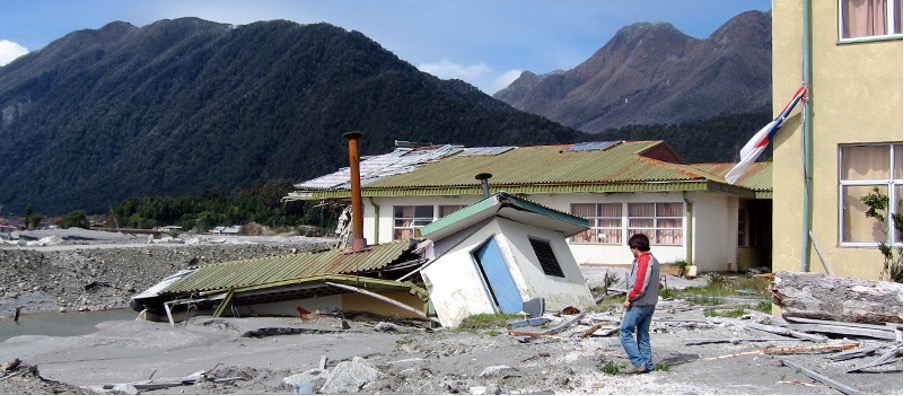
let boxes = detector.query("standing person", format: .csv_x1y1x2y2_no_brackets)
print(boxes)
620,233,661,374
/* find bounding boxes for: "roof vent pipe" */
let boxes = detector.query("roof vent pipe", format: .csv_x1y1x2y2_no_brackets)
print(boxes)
475,173,493,198
343,131,368,251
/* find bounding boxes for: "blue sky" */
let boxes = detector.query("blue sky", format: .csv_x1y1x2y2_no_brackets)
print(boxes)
0,0,771,94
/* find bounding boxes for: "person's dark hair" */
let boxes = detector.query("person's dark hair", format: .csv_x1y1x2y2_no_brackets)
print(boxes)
628,233,650,252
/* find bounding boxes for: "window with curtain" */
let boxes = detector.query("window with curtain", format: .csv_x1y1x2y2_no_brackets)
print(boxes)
570,203,622,244
393,205,434,240
628,202,684,245
439,205,464,217
839,143,903,246
840,0,902,40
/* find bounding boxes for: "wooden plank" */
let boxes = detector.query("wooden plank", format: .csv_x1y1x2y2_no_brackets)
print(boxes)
786,316,899,331
780,359,864,395
847,346,903,373
786,324,897,340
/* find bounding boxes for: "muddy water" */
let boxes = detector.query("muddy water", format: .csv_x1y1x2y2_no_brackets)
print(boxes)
0,308,137,342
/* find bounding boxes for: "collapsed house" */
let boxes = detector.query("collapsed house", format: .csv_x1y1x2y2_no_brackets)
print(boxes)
131,133,596,327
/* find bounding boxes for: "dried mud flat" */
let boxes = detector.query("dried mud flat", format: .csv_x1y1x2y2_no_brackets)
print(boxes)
1,300,901,395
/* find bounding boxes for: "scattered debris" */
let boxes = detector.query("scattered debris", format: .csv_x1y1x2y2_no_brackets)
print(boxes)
780,359,864,395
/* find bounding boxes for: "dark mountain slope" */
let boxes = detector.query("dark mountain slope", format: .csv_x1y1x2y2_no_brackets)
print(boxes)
494,10,771,132
0,18,581,214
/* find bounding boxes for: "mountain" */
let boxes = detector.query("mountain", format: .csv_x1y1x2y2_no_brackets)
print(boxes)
493,10,772,132
0,18,582,215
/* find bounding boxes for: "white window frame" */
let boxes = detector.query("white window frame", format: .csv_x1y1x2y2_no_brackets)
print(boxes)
569,203,623,244
392,205,434,240
838,143,903,247
838,0,903,43
570,202,685,246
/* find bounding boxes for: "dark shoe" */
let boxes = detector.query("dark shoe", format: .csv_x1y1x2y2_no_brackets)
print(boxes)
622,364,649,374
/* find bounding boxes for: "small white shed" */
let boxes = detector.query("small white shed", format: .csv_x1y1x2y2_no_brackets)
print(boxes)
418,192,596,328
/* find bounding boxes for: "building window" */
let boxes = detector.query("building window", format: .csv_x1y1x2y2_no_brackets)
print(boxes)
570,203,623,244
439,205,464,217
738,208,748,247
839,0,902,40
393,205,434,240
529,238,565,277
628,203,684,245
839,143,903,246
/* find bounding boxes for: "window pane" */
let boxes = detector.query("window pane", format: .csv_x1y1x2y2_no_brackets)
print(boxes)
600,203,622,217
657,203,683,217
571,204,596,218
599,219,621,228
896,183,902,244
842,0,892,38
414,206,434,218
628,203,654,217
842,185,887,243
629,219,654,228
658,219,683,229
894,144,902,179
572,229,595,243
600,229,622,244
656,229,683,245
842,146,891,180
440,205,463,217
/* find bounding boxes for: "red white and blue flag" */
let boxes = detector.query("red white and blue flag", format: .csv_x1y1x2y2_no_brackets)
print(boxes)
725,85,808,184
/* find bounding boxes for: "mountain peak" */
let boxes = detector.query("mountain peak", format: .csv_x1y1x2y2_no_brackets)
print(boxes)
493,11,771,132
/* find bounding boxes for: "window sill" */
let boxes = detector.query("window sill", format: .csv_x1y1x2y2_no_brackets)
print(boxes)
837,34,902,45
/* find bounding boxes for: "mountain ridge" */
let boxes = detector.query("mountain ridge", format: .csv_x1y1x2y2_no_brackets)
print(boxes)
493,10,772,132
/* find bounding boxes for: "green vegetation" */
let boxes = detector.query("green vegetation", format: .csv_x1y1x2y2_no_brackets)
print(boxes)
60,210,90,229
704,307,746,318
860,187,903,282
455,313,520,334
105,180,337,232
653,362,671,372
598,362,623,375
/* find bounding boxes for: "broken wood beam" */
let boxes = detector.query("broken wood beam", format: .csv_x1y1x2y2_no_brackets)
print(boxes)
786,323,897,340
829,344,885,361
324,281,442,326
771,271,903,325
847,345,903,373
780,359,864,395
685,338,802,346
699,343,858,361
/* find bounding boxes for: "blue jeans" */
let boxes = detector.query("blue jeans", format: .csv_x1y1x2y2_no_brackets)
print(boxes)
620,304,655,370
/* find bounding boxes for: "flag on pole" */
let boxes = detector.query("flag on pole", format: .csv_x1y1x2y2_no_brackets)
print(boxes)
725,85,808,184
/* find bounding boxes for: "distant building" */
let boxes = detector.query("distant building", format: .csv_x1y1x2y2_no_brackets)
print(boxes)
286,140,772,273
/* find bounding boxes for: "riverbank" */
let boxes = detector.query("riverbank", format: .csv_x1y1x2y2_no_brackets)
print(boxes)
1,229,333,316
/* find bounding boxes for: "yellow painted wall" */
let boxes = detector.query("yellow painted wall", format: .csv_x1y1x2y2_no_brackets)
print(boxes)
772,1,903,280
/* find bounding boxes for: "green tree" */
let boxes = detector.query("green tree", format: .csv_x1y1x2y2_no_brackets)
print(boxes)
60,210,90,229
24,204,33,230
860,187,903,282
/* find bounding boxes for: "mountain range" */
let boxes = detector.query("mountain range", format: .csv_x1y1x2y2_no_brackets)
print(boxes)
493,11,771,132
0,13,771,216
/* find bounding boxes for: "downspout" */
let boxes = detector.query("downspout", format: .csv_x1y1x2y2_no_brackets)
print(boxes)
801,0,813,272
683,192,694,264
368,197,380,243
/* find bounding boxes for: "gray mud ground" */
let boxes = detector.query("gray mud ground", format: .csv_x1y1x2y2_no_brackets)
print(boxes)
0,232,901,394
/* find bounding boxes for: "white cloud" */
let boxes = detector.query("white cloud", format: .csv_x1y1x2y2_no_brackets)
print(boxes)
418,59,491,82
418,60,522,95
0,40,29,66
490,69,524,93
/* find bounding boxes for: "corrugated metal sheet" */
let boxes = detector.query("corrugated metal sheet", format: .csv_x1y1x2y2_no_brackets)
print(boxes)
161,239,415,294
294,145,462,190
691,162,773,192
361,141,715,189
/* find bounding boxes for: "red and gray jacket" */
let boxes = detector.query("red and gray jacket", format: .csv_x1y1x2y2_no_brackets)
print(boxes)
627,252,660,306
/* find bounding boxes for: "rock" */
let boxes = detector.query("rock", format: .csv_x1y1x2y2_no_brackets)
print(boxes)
479,365,515,377
110,383,139,395
282,368,329,391
320,356,382,394
373,322,400,332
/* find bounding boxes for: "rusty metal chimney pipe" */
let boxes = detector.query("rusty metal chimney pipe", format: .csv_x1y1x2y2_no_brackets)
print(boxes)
475,173,492,198
343,131,367,250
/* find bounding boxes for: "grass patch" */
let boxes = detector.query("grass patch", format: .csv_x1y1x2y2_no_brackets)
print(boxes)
754,300,772,313
455,313,520,333
704,307,746,318
667,274,770,306
395,335,416,345
654,362,671,372
598,362,623,375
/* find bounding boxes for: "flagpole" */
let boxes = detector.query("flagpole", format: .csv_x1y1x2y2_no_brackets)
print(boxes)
800,0,813,273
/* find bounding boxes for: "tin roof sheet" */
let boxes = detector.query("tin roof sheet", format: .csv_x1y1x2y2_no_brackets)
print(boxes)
161,239,416,294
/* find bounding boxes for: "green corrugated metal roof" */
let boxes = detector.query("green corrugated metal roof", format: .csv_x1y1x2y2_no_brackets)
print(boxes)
287,141,771,200
364,141,709,188
162,239,416,295
420,192,590,238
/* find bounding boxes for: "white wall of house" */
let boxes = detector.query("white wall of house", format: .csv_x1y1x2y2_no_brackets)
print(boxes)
365,190,741,274
421,217,594,328
688,191,740,272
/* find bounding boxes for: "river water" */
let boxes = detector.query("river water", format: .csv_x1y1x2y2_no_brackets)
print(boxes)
0,308,138,342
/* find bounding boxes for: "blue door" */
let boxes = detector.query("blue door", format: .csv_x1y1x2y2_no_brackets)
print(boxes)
473,237,522,313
